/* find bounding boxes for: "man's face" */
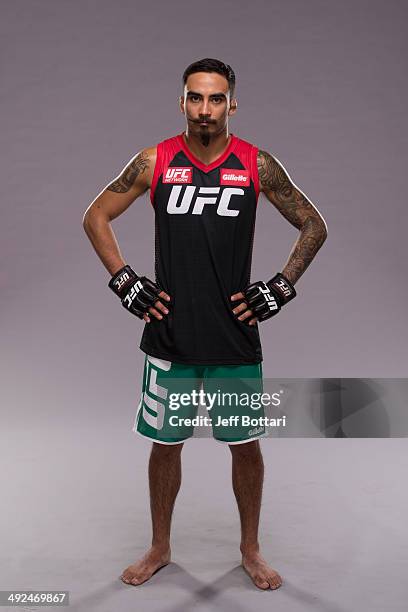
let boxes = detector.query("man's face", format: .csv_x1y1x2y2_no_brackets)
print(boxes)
179,72,237,141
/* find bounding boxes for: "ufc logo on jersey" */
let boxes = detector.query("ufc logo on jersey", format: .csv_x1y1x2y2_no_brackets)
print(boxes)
167,185,244,216
123,279,143,309
259,282,279,312
163,167,193,183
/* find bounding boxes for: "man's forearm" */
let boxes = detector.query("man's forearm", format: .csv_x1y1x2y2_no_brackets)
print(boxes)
83,212,126,276
281,218,327,285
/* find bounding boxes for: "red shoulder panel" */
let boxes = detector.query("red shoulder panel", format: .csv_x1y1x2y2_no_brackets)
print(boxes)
233,136,260,202
150,136,182,205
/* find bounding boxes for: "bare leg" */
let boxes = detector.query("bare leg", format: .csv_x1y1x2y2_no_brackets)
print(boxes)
121,441,183,585
229,440,282,590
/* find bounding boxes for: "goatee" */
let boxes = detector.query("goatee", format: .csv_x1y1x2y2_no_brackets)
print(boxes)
199,132,211,147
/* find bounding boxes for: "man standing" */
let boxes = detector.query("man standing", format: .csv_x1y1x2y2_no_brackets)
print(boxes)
82,58,327,590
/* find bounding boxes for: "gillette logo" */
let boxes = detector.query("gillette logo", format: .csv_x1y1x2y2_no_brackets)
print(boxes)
163,167,193,184
220,168,250,186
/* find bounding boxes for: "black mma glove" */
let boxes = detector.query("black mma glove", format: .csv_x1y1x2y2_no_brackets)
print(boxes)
108,264,162,319
242,273,296,322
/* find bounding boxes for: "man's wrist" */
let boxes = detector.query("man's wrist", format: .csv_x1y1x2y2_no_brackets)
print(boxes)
110,262,128,277
266,272,296,307
108,264,140,299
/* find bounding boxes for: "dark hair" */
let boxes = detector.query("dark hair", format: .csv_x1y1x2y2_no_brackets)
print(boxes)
182,58,236,98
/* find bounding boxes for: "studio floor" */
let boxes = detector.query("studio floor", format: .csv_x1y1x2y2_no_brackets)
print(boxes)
1,420,407,612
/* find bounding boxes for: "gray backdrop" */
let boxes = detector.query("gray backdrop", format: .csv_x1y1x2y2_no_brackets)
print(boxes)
1,1,407,611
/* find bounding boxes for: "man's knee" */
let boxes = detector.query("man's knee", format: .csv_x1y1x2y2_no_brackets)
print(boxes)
229,439,262,459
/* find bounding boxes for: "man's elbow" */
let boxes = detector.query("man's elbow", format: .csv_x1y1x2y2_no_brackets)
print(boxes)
82,209,89,230
302,216,328,246
318,218,328,244
310,214,328,242
82,204,107,234
314,220,328,251
82,208,93,235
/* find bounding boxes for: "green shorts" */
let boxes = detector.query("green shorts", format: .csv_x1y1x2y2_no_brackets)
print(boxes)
133,354,268,445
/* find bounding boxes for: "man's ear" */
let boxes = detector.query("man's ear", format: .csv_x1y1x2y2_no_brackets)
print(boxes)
228,98,238,116
179,95,185,114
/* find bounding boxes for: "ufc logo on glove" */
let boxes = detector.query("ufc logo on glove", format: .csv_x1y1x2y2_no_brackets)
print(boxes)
123,279,144,308
166,185,244,216
259,282,279,313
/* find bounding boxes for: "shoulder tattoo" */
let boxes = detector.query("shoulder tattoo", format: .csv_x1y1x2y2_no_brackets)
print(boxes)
107,150,150,193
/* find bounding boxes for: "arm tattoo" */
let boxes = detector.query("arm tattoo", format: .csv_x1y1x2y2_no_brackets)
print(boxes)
257,150,327,284
106,150,150,193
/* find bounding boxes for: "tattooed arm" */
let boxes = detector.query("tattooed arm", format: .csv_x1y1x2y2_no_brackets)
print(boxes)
82,147,156,275
257,149,327,284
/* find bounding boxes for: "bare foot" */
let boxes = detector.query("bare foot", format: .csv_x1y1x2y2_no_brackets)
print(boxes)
241,550,283,590
120,546,171,586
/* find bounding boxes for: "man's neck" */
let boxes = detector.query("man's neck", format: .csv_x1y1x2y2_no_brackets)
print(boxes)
183,128,232,165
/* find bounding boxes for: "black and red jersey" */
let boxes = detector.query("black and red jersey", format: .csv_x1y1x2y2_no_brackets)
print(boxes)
139,131,263,365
